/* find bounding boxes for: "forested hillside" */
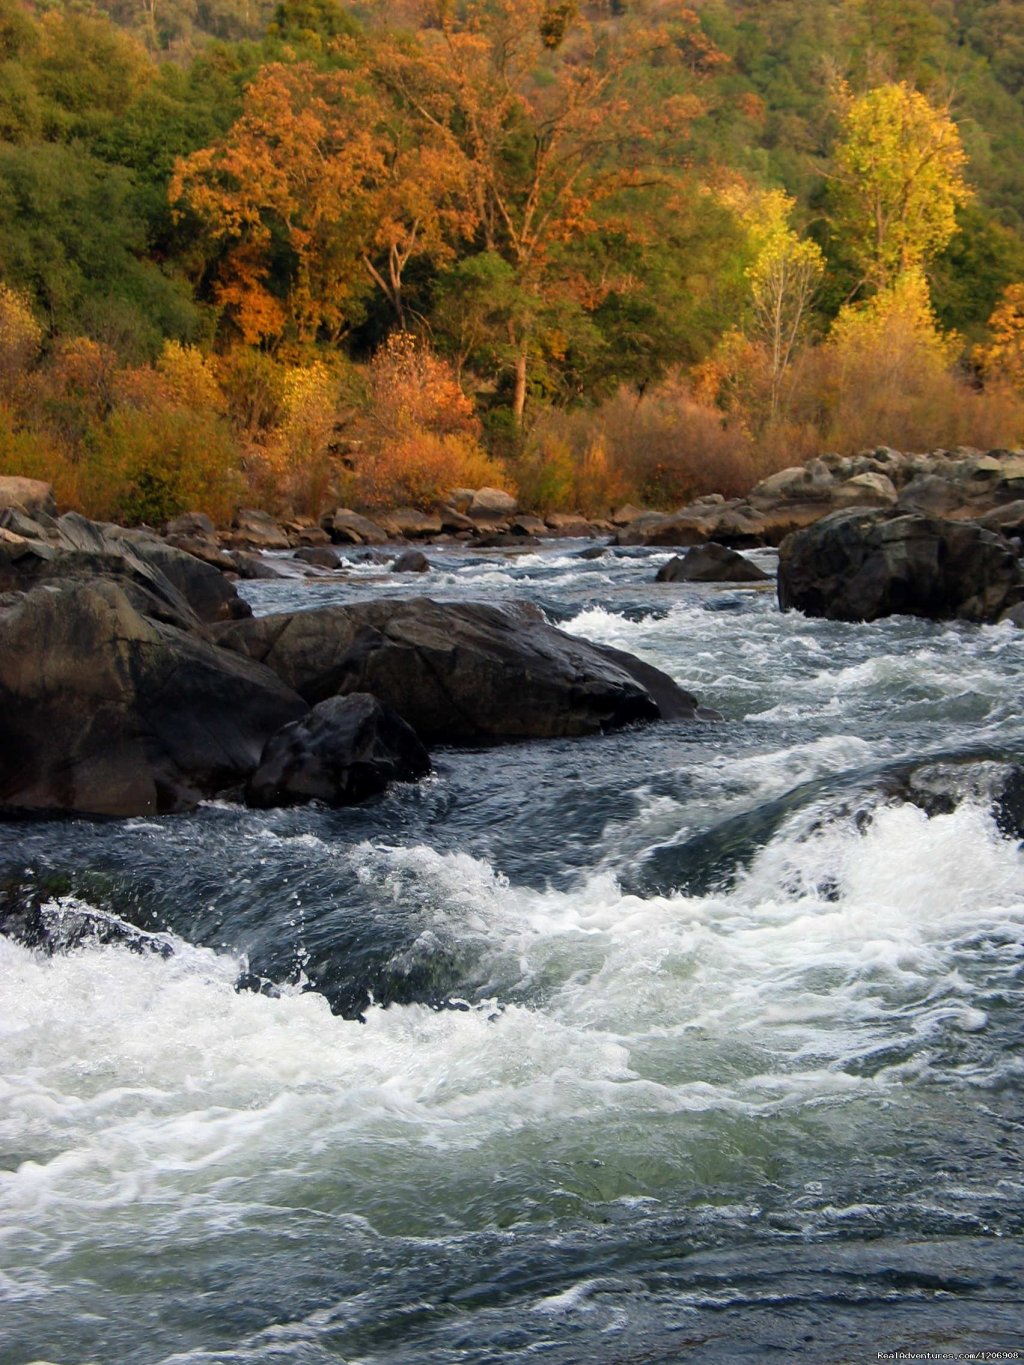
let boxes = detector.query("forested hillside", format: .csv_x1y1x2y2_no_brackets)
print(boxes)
2,0,1024,522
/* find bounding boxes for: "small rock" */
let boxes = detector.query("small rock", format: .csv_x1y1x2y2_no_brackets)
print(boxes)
294,546,341,569
392,549,430,573
656,543,770,583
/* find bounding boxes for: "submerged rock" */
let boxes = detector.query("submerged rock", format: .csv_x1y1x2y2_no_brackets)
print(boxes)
778,507,1024,623
216,597,708,742
246,693,431,809
0,580,306,817
656,543,770,584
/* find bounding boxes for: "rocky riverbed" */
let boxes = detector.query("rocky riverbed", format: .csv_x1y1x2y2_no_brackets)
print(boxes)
2,519,1023,1364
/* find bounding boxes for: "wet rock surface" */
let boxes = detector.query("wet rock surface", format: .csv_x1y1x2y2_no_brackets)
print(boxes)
656,543,771,584
777,507,1024,623
246,693,432,809
0,580,306,817
216,597,705,742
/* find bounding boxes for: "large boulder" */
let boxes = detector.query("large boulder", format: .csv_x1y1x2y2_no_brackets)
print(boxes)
778,507,1024,623
0,511,251,627
543,513,601,537
215,597,709,742
0,476,55,517
831,471,898,508
321,508,390,546
164,511,216,540
617,509,716,548
381,507,443,539
616,502,770,549
246,693,431,809
749,458,835,506
227,508,291,550
656,543,770,584
897,474,969,518
0,581,307,817
469,486,518,520
975,500,1024,541
105,524,252,623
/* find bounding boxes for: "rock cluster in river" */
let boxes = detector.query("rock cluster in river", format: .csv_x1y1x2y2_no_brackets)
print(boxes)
615,446,1024,549
0,489,708,819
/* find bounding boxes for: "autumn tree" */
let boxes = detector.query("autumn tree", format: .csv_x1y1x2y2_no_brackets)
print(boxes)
170,62,383,344
369,0,725,427
830,81,972,292
171,51,477,343
724,186,824,422
976,282,1024,390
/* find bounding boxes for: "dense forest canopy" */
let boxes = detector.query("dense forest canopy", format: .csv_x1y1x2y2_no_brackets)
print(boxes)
2,0,1024,523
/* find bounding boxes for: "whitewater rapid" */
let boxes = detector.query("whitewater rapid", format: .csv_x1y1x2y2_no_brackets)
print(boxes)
2,542,1023,1363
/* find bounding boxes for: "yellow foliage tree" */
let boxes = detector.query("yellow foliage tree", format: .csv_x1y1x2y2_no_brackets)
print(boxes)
832,81,972,290
826,267,964,448
722,187,825,423
0,284,42,396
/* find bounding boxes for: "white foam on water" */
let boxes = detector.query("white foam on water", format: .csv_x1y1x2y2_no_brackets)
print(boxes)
560,599,1024,731
4,797,1020,1243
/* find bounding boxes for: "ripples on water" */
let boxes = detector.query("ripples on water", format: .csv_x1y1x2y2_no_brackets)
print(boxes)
2,542,1023,1363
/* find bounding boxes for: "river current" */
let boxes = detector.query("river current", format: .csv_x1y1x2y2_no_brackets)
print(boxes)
2,541,1023,1363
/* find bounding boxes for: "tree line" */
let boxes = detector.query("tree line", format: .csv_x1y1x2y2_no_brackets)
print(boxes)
1,0,1024,523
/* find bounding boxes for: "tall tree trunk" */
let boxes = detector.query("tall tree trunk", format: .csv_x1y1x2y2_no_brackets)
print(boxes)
512,345,528,428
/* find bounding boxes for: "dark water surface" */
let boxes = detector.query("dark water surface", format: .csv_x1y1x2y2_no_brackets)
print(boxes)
1,542,1023,1363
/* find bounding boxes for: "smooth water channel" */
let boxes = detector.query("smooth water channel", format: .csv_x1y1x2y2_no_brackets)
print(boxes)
1,542,1023,1363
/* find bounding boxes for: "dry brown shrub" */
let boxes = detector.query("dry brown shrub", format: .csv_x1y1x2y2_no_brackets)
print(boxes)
353,333,510,508
525,374,760,512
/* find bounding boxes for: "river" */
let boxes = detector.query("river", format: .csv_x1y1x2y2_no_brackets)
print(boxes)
2,541,1023,1363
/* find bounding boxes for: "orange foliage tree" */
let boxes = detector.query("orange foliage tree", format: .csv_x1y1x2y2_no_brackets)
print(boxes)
354,332,508,508
170,62,383,344
171,53,478,343
976,282,1024,391
370,0,725,425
